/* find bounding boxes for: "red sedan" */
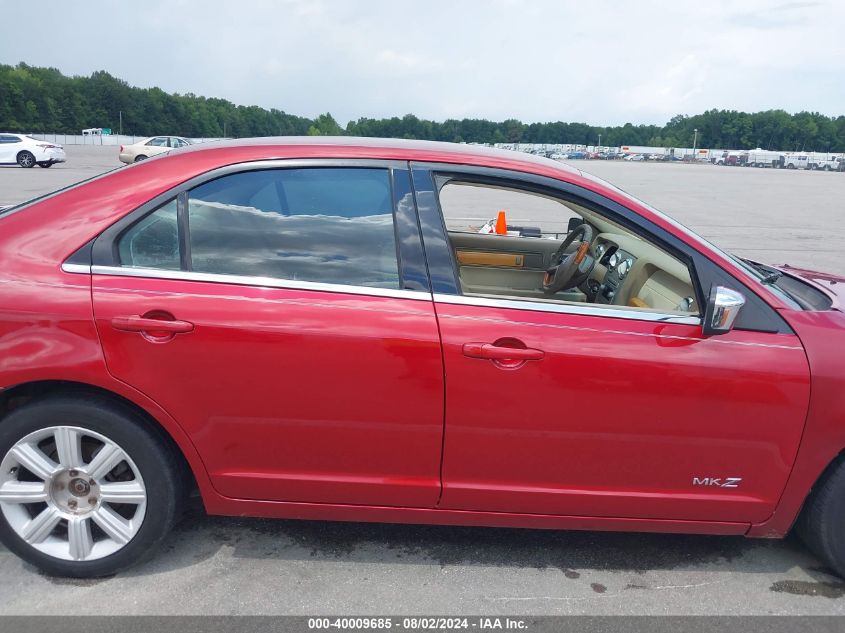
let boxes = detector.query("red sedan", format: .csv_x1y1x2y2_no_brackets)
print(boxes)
0,138,843,578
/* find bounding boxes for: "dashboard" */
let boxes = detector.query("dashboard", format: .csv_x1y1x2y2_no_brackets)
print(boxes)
585,233,697,313
592,241,635,304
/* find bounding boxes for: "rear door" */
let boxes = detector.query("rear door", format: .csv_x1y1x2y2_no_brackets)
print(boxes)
90,162,445,507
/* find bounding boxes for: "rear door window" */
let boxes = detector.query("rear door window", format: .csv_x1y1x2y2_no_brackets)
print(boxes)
187,168,400,288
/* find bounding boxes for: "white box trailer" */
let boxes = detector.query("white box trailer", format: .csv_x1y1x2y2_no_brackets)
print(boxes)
747,149,784,168
619,145,668,157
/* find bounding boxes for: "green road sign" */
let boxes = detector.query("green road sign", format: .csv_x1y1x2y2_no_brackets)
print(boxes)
101,128,112,135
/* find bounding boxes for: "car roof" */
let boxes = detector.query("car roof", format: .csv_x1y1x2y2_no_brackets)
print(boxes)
175,136,582,177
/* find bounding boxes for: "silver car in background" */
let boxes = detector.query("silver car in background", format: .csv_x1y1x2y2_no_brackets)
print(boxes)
118,136,192,164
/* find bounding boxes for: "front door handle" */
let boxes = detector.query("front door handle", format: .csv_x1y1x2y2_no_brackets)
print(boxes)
462,342,544,361
111,316,194,334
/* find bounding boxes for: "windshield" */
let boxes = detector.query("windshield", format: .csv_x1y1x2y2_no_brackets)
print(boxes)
577,170,804,308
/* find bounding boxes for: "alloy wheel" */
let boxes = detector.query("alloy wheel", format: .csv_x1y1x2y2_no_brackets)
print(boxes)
17,152,35,168
0,426,147,561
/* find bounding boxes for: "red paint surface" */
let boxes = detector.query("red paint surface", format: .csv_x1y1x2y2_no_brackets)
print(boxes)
0,138,842,539
91,276,444,507
435,302,809,523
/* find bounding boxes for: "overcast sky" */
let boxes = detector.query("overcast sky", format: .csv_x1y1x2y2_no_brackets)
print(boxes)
2,0,843,125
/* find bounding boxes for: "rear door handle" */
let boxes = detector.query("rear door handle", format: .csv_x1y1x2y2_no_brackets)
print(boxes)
462,342,544,361
111,316,194,334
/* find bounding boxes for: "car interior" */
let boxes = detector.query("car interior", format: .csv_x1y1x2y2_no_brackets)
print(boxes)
438,181,699,315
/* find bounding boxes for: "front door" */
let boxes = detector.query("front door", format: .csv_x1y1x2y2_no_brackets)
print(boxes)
418,168,810,524
91,165,445,507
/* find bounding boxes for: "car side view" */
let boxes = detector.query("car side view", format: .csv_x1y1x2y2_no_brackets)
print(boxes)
118,136,192,164
0,138,843,578
0,133,66,168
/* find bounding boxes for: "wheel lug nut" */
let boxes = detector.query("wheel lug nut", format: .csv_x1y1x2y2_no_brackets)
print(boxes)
89,479,95,486
68,500,77,508
88,497,97,505
69,470,78,477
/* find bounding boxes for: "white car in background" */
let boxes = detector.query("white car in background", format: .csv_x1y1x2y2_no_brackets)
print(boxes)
0,133,66,168
119,136,192,164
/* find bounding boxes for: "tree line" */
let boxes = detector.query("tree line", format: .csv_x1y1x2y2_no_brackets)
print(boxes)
2,62,845,152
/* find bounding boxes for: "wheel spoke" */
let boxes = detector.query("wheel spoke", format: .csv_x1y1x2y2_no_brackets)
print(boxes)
68,517,93,560
86,443,124,481
21,506,62,544
9,443,59,481
92,505,133,545
99,481,146,505
0,480,48,504
54,427,83,469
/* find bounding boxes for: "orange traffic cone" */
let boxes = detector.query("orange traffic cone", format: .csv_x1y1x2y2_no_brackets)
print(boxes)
495,210,507,235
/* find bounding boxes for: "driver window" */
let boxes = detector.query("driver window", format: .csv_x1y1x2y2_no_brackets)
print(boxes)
437,180,698,316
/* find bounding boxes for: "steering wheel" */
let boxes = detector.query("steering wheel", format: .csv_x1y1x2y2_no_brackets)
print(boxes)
542,223,596,294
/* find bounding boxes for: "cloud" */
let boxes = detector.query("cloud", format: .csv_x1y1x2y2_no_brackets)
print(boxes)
728,1,822,29
0,0,843,125
621,54,708,116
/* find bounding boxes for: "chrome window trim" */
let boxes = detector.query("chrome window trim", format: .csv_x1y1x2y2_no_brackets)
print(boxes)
61,263,93,275
433,293,702,325
61,262,432,301
65,263,701,322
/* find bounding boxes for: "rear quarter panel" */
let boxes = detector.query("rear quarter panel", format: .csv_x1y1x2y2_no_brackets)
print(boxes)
0,189,217,497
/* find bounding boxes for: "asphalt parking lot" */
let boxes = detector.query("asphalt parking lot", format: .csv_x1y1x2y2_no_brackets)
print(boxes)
582,158,845,276
1,145,845,616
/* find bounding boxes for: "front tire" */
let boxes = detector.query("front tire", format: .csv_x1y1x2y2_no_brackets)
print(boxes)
16,151,35,168
798,457,845,577
0,396,184,577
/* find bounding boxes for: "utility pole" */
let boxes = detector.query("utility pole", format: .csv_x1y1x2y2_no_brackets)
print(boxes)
598,134,602,149
692,128,698,160
119,111,123,136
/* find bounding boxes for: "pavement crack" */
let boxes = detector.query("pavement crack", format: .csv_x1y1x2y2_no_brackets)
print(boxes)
487,595,610,602
649,581,725,590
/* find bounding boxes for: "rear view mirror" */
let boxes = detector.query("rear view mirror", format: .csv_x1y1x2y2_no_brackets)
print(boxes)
567,217,585,233
703,286,745,336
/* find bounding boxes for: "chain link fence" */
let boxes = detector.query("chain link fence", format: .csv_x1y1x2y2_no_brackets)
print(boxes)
27,133,224,146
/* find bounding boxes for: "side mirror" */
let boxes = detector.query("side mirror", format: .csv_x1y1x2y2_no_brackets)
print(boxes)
703,286,746,336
